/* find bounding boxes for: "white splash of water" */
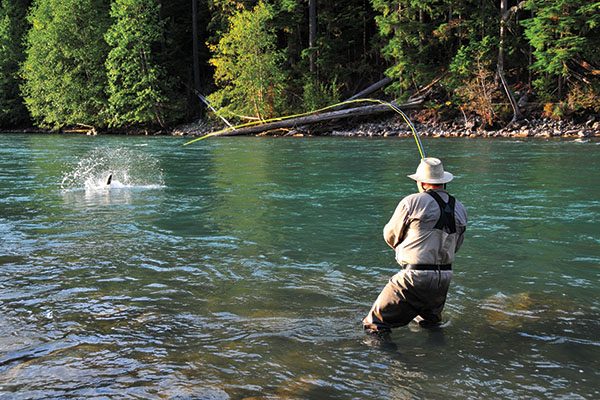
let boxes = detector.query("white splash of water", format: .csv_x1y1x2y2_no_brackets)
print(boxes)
61,147,165,191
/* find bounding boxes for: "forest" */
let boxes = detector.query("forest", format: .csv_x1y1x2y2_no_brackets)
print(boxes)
0,0,598,132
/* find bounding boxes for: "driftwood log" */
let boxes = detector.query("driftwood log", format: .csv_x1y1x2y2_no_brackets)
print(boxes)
345,77,393,101
209,99,423,137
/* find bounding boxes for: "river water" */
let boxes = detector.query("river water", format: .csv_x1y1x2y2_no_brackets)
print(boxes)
0,134,598,399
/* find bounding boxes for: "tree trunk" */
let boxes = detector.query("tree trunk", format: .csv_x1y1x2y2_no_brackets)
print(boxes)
192,0,201,92
498,0,521,124
309,0,317,74
498,0,506,79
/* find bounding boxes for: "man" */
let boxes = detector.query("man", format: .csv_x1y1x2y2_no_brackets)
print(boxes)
363,157,467,334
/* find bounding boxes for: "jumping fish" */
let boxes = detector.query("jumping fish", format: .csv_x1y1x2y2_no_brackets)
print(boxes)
106,174,113,186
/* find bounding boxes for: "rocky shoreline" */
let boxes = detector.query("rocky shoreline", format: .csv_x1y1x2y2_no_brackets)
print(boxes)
323,116,600,139
171,114,600,139
3,115,600,139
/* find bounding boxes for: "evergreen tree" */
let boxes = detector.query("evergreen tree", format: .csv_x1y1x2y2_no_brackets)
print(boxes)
522,0,600,103
0,0,30,126
21,0,110,129
208,1,288,120
370,0,452,97
371,0,500,98
298,0,383,110
105,0,172,127
312,0,382,92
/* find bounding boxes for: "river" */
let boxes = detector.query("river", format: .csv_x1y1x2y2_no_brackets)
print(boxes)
0,134,598,399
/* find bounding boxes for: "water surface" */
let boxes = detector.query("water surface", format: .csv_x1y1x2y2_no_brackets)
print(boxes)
0,134,599,399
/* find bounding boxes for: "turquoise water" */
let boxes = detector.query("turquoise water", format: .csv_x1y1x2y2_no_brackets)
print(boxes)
0,134,599,399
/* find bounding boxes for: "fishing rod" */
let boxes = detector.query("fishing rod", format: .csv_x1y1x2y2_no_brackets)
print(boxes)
184,97,426,159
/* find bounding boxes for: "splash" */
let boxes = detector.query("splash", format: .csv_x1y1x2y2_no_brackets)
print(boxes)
61,147,164,191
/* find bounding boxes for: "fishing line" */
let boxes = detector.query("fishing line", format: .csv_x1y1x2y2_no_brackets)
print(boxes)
183,98,426,159
194,90,235,129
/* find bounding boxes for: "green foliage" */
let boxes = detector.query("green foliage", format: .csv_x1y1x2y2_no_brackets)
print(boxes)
302,77,341,112
449,37,496,80
21,0,110,129
0,0,29,126
0,0,596,130
449,36,498,127
522,0,600,102
105,0,171,127
208,1,288,120
370,0,495,97
523,0,585,77
311,1,381,92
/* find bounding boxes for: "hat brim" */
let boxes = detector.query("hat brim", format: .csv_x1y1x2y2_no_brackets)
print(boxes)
407,171,454,184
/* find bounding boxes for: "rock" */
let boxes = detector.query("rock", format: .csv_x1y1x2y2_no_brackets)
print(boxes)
578,130,589,138
564,129,579,136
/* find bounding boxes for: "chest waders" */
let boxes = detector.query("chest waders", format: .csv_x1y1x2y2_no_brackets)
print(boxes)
424,190,457,287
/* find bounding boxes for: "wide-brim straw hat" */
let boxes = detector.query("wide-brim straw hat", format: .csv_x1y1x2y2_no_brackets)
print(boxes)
407,157,454,184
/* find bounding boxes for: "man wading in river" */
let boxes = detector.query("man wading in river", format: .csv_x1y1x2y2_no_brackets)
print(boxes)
363,157,467,335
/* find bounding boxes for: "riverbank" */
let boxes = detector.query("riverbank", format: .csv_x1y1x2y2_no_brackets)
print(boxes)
3,115,600,139
172,115,600,139
324,116,600,139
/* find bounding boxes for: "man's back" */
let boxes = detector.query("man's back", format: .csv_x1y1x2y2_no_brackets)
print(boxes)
384,189,467,265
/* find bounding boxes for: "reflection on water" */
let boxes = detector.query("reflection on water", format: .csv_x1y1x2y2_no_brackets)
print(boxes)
0,135,599,399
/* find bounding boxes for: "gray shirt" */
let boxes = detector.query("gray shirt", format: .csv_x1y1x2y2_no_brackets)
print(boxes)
383,189,467,266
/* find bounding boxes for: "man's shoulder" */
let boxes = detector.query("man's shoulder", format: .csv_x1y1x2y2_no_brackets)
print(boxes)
402,190,465,208
400,192,432,208
400,192,423,202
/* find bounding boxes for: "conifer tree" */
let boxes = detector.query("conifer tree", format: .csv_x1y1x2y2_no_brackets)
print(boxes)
522,0,600,102
21,0,110,129
370,0,453,96
0,0,29,126
105,0,172,127
208,1,288,120
371,0,500,98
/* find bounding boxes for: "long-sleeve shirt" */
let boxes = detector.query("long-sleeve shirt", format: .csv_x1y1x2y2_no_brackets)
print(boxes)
383,189,467,266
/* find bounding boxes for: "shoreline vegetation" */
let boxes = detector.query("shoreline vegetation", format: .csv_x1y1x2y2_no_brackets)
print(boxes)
1,1,599,136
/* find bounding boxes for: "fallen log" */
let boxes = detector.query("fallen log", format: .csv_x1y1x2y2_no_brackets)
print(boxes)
345,77,392,101
286,77,393,134
205,99,423,137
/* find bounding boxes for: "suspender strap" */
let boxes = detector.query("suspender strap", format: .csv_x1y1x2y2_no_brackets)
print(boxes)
426,191,457,234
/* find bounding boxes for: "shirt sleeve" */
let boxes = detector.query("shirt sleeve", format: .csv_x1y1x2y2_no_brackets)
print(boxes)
383,200,410,249
455,226,466,253
454,205,467,253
